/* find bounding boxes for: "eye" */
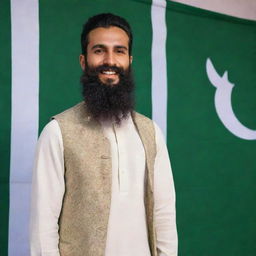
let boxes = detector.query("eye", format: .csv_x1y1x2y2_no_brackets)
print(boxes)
116,49,126,54
94,48,103,54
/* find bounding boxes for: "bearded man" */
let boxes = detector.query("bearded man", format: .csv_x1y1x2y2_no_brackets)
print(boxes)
30,13,178,256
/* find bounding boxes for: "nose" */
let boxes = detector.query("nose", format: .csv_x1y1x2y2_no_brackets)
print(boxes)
103,51,115,66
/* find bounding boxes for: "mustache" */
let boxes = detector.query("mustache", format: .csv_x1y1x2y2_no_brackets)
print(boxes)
85,64,126,76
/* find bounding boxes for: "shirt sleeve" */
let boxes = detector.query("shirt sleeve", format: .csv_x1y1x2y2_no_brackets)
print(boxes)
153,122,178,256
30,119,64,256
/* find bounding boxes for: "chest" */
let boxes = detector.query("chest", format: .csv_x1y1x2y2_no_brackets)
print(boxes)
103,120,146,194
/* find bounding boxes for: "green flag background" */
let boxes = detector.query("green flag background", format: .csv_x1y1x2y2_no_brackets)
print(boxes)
1,0,256,255
166,2,256,255
0,1,11,255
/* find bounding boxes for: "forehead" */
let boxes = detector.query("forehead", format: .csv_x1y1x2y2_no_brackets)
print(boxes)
87,26,129,48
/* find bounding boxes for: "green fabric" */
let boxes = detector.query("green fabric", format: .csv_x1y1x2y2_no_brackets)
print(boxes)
0,1,11,255
166,2,256,255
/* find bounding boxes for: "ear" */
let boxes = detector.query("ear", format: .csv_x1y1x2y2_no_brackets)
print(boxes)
129,55,133,64
79,54,86,70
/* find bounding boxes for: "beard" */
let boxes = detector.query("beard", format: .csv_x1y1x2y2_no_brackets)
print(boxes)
80,63,135,124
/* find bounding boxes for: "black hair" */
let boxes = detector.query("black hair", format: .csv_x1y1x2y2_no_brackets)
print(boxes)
81,13,133,56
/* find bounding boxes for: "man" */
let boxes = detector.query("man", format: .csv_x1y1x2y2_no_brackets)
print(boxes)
30,13,178,256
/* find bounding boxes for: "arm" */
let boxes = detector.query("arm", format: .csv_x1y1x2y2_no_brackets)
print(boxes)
154,122,178,256
30,120,64,256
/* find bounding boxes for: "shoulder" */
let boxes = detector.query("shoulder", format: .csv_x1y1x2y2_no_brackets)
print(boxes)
51,101,96,132
38,119,62,148
52,101,87,122
132,110,154,129
133,111,163,137
152,121,164,142
133,111,166,151
132,111,155,133
40,119,60,138
132,111,152,123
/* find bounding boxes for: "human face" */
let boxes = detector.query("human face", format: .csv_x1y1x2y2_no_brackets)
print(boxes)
80,26,132,85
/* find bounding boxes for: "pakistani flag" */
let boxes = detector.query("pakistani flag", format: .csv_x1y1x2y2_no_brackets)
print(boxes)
1,0,256,255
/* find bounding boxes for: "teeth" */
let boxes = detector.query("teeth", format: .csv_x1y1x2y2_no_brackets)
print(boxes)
102,71,116,75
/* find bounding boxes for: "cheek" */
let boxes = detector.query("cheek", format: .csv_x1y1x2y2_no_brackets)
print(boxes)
87,55,101,67
120,57,130,68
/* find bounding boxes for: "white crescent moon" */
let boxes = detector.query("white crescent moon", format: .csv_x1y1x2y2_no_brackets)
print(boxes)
206,58,256,140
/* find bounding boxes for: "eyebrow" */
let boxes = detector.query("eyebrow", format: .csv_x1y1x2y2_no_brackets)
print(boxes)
91,44,128,51
91,44,105,50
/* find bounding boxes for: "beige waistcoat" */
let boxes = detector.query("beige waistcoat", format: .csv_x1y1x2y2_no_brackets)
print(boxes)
53,102,157,256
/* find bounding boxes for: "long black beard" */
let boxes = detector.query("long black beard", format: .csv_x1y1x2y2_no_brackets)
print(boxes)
80,64,135,124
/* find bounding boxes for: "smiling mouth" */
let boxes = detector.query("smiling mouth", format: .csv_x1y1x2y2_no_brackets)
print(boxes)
101,70,117,75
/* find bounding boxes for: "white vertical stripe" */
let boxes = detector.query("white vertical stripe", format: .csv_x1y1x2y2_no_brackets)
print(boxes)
151,0,168,139
9,0,39,255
